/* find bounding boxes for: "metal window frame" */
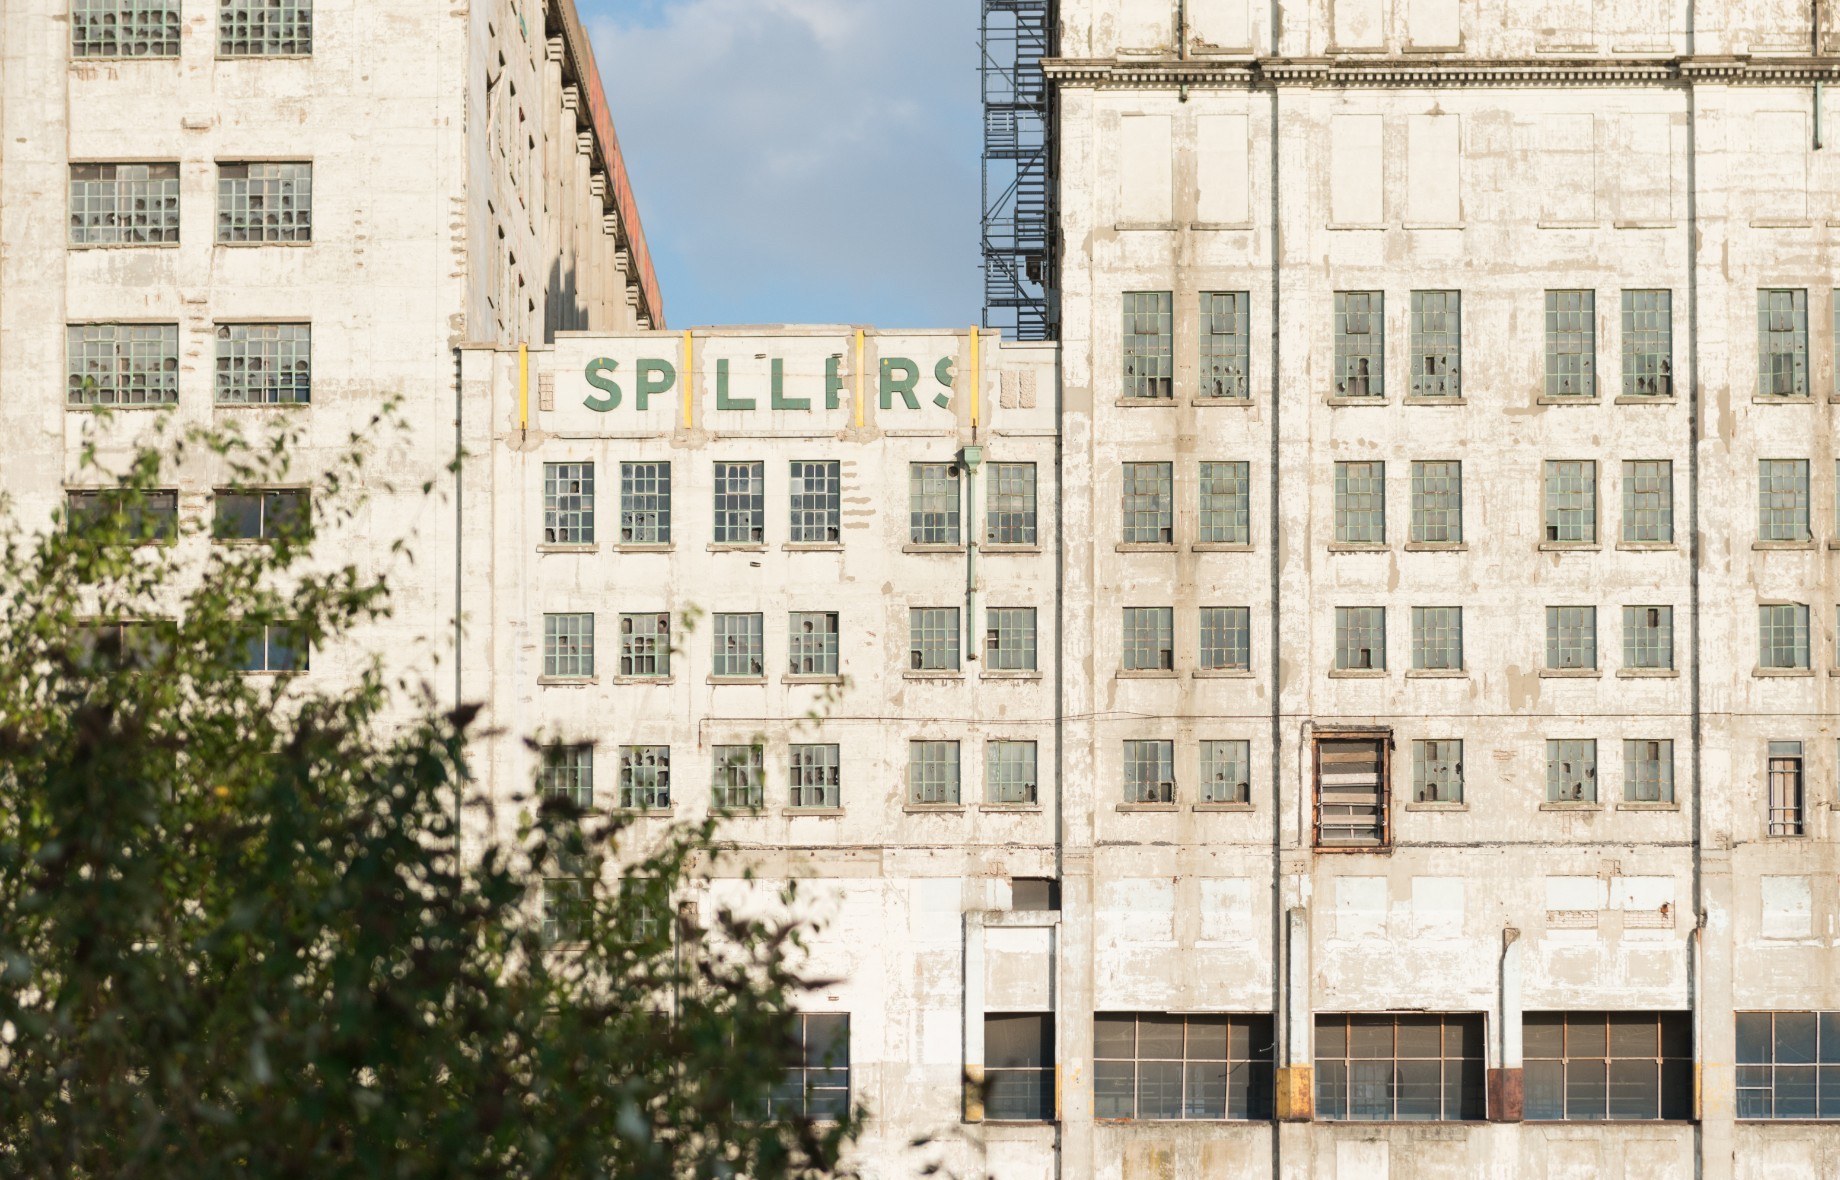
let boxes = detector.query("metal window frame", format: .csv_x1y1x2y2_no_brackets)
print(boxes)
1759,603,1812,670
909,607,962,672
1409,290,1461,399
66,322,181,407
542,461,595,545
1545,738,1599,803
985,606,1038,671
711,743,766,810
1411,606,1464,671
1313,1012,1488,1122
542,612,594,679
1333,606,1387,671
1735,1010,1840,1120
1198,605,1252,672
711,612,765,678
1622,605,1675,671
986,462,1038,544
216,161,312,243
1546,605,1598,671
1198,739,1252,804
1122,607,1175,672
1092,1012,1274,1121
1198,460,1251,545
1522,1011,1693,1122
907,739,962,804
1757,288,1809,398
218,0,314,56
712,460,766,545
1544,460,1598,543
1334,460,1387,544
1312,728,1393,850
1123,291,1174,399
1758,459,1812,542
1621,460,1674,544
986,739,1040,805
1623,738,1674,804
788,460,841,543
1411,739,1464,804
541,877,591,944
1333,291,1385,399
68,162,181,245
1121,462,1175,543
909,462,962,545
1544,289,1597,398
1767,741,1806,836
1621,289,1673,398
71,0,180,57
617,611,670,678
1409,460,1463,544
1123,739,1177,804
788,611,840,676
1199,291,1251,400
789,743,842,809
618,744,671,810
619,461,672,544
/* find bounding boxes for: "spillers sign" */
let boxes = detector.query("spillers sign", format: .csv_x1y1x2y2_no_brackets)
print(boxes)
581,351,966,413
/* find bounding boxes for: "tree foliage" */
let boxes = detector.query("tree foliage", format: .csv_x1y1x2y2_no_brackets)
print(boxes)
0,420,863,1178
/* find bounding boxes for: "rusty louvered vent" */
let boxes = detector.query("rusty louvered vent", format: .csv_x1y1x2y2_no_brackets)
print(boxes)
1315,733,1391,851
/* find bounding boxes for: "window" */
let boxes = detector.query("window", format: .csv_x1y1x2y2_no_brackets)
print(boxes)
1546,739,1598,802
1095,1013,1273,1121
1315,1014,1485,1122
1121,462,1174,543
908,740,960,805
1412,740,1463,803
986,462,1037,545
1198,461,1251,545
539,744,594,809
214,488,308,542
1333,291,1384,399
1411,607,1463,672
985,607,1037,672
620,462,671,544
543,613,594,679
67,489,178,543
984,1014,1055,1121
1737,1012,1840,1119
787,460,840,543
767,1013,851,1120
1768,741,1806,836
789,744,841,809
1544,460,1597,543
1622,290,1673,397
1623,606,1674,671
1759,459,1811,542
219,0,313,56
1334,607,1386,672
1545,290,1596,398
1758,289,1809,397
1315,735,1389,848
1409,291,1461,398
1123,739,1175,804
542,462,594,544
788,611,839,676
618,612,669,678
1546,606,1598,671
1011,878,1059,911
712,744,764,810
1199,740,1251,804
67,323,179,406
986,740,1039,805
1760,603,1811,670
713,461,765,545
72,0,179,56
541,878,589,944
1622,461,1674,544
73,621,168,671
1624,739,1674,803
1409,461,1462,544
1198,606,1251,672
1524,1012,1692,1121
909,607,961,672
712,613,764,678
215,323,311,405
1199,291,1250,399
1122,607,1175,672
1334,461,1386,544
909,463,961,544
217,163,312,243
1122,292,1174,399
236,622,307,673
69,164,179,245
619,745,670,810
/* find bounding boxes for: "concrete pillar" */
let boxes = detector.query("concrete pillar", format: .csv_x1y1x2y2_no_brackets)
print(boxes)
1277,906,1312,1121
1490,928,1524,1121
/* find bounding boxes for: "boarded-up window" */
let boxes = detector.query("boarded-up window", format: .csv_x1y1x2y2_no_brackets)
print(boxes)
1607,114,1673,223
1334,0,1383,48
1533,0,1594,49
1196,114,1250,225
1611,0,1674,51
1407,0,1459,47
1540,115,1597,223
1315,734,1390,849
1191,0,1250,49
1330,114,1383,226
1751,112,1809,221
1406,113,1461,224
1118,0,1173,51
1119,114,1174,223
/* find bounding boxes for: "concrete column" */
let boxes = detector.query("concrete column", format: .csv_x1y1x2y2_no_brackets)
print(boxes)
1489,928,1524,1121
962,911,987,1122
1699,856,1736,1180
1277,906,1313,1120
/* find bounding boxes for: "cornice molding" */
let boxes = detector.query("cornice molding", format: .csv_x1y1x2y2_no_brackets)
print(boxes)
1043,54,1840,89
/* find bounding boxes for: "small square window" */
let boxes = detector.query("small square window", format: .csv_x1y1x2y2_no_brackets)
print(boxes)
217,162,312,243
1199,739,1251,804
1412,740,1463,803
909,608,961,672
1623,739,1674,804
618,612,670,678
1546,739,1598,803
788,611,840,677
712,744,765,810
908,740,961,805
985,607,1038,672
1123,739,1176,804
711,613,765,678
986,740,1039,805
789,744,841,809
1334,607,1386,672
1122,607,1175,672
543,613,594,679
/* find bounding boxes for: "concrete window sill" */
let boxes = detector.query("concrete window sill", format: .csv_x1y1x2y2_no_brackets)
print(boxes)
1191,396,1255,407
538,543,598,554
1753,540,1817,551
1325,223,1386,232
1402,396,1467,407
1538,542,1601,552
783,542,843,552
1328,669,1388,679
1617,802,1680,812
1613,396,1678,405
1540,669,1602,679
783,674,844,686
982,545,1043,555
1114,803,1178,813
1114,396,1176,408
1405,542,1468,552
1616,542,1677,552
1537,219,1600,229
1536,396,1602,406
215,401,311,410
1750,218,1814,229
782,807,845,817
1618,668,1679,678
1613,220,1679,230
1539,802,1603,812
1754,667,1816,678
1192,542,1255,553
981,671,1043,681
904,670,965,681
1753,396,1815,405
537,677,599,687
613,676,673,686
706,676,767,686
1189,221,1255,232
70,404,173,413
981,804,1045,813
903,804,966,814
614,544,673,554
707,543,766,553
70,241,181,251
616,808,676,818
1192,802,1254,812
1829,539,1840,550
213,238,315,248
1116,542,1176,553
1328,543,1389,554
1405,802,1468,811
1403,222,1466,231
1192,668,1254,679
1113,221,1179,232
903,543,966,555
1406,669,1467,679
1326,396,1388,407
1116,669,1178,680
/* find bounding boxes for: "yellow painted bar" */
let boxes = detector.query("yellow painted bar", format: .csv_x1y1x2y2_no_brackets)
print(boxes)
968,325,980,426
681,330,694,429
853,329,866,428
517,342,529,430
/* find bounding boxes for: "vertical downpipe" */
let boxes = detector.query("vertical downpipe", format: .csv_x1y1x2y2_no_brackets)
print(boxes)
1267,77,1288,1173
1686,82,1705,1179
452,346,466,869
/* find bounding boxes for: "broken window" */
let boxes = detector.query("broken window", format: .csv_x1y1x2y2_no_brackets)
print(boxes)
619,462,671,545
1315,1014,1485,1122
1543,460,1597,543
1095,1013,1274,1121
986,462,1037,545
1759,459,1811,542
711,744,765,810
1199,739,1251,804
618,745,670,810
1333,291,1384,399
711,613,764,678
1759,604,1811,670
1736,1011,1840,1119
1121,607,1175,672
986,740,1039,805
1123,739,1175,804
1621,290,1672,398
1768,741,1806,836
1334,461,1386,544
1621,460,1673,544
539,743,594,809
909,607,961,672
1758,289,1809,398
907,740,961,805
219,0,313,56
1411,606,1463,671
215,323,311,405
712,461,765,545
72,0,179,57
1121,462,1174,543
1198,606,1251,672
1546,738,1598,803
542,463,593,545
217,162,312,243
788,460,840,543
1623,739,1674,804
1199,291,1250,399
788,744,841,809
67,488,178,544
67,323,179,407
908,462,961,545
985,607,1037,672
1122,292,1174,399
617,613,669,678
1333,607,1386,672
1546,606,1598,671
787,611,839,676
1409,461,1462,544
541,878,589,945
1544,290,1596,398
1410,290,1461,398
1524,1012,1692,1121
984,1014,1055,1120
542,613,594,679
1622,606,1674,671
1314,733,1390,848
1412,739,1463,803
69,163,179,245
1198,461,1251,545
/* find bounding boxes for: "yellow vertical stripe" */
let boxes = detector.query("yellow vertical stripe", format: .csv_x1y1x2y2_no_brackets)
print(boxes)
681,331,693,429
854,329,866,428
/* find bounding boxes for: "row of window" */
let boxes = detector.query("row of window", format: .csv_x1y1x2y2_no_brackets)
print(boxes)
70,162,311,246
64,487,308,542
72,0,312,58
78,618,305,674
1122,288,1836,401
67,323,311,407
539,607,1041,681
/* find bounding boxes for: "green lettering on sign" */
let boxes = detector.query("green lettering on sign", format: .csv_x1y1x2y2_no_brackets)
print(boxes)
584,358,621,411
769,358,810,410
635,358,675,410
715,359,755,411
824,355,845,410
879,357,919,410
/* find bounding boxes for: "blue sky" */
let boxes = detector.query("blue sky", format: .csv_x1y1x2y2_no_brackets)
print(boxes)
580,0,983,331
